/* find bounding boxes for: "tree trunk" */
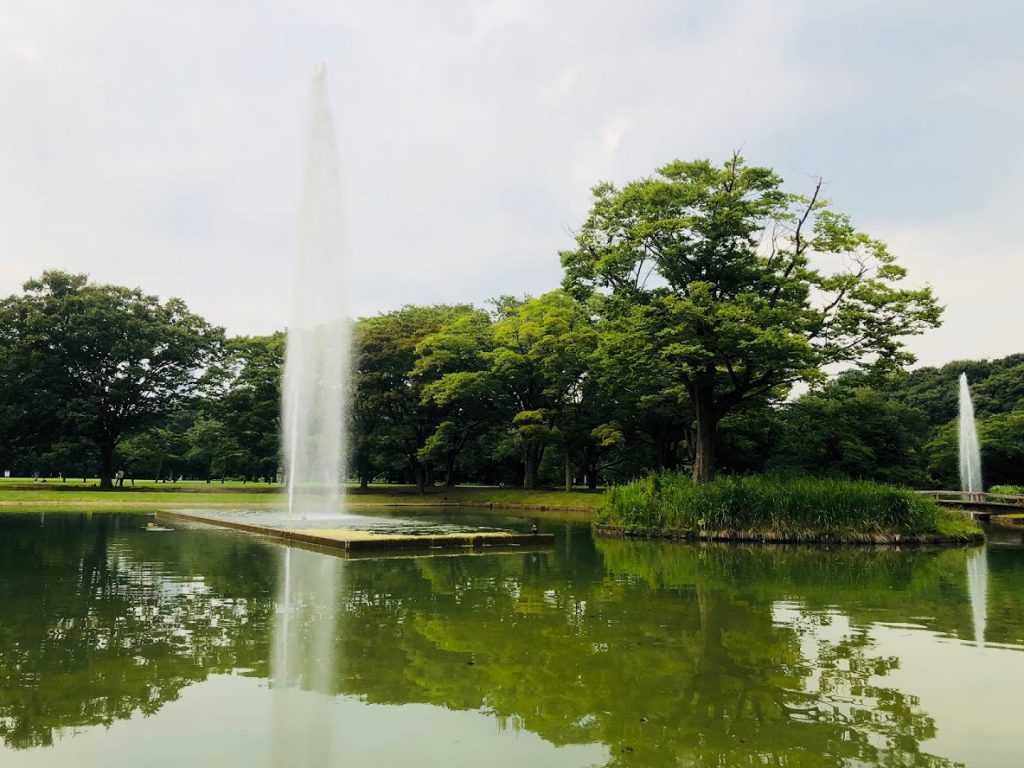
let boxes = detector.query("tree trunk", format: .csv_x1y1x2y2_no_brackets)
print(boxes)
522,443,541,490
99,443,114,490
654,434,680,472
412,461,426,494
691,375,718,484
355,446,371,490
444,454,456,487
564,451,572,493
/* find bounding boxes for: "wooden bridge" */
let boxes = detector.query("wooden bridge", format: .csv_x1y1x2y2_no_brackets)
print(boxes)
917,490,1024,520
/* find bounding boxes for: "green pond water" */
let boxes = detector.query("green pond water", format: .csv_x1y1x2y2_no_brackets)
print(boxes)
1,510,1023,767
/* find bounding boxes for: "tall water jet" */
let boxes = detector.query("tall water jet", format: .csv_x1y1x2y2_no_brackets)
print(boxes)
958,373,983,494
282,64,349,516
272,66,348,767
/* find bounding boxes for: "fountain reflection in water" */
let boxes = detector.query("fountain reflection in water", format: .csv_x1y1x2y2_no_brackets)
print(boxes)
966,547,988,648
958,373,983,494
273,65,348,767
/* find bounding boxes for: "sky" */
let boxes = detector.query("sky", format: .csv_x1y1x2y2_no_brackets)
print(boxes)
1,0,1021,368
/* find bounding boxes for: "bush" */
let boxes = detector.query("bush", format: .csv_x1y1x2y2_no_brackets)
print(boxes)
990,485,1024,496
597,473,942,534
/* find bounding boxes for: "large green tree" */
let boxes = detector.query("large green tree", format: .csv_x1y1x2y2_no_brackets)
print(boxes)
490,292,599,490
209,333,284,482
562,155,942,482
352,305,478,491
414,307,503,487
0,272,223,488
771,382,930,486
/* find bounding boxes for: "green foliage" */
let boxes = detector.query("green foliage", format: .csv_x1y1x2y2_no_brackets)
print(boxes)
885,354,1024,429
990,485,1023,495
926,409,1024,489
562,154,942,482
210,334,284,480
597,473,945,535
0,272,223,487
771,384,930,486
352,304,480,489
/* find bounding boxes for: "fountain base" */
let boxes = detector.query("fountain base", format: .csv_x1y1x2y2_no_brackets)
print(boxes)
156,509,554,556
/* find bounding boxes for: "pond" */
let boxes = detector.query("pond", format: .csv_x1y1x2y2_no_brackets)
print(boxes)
1,510,1022,767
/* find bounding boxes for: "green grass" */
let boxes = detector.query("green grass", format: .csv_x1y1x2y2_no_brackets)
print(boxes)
990,485,1024,496
0,482,602,514
934,506,989,538
597,473,979,539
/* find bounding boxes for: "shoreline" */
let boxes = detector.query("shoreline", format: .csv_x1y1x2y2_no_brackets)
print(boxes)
593,523,985,546
0,498,596,520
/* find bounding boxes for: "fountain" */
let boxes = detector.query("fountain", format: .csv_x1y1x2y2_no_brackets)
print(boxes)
282,63,350,517
272,65,349,767
958,373,982,494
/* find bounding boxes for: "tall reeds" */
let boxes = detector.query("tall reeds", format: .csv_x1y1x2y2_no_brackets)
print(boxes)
597,473,942,535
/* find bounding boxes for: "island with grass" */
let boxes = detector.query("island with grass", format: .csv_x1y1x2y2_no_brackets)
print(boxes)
595,473,984,545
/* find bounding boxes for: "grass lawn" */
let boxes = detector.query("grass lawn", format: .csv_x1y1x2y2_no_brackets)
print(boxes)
0,481,603,515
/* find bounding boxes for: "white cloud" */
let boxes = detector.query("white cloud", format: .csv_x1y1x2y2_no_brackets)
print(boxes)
0,0,1020,368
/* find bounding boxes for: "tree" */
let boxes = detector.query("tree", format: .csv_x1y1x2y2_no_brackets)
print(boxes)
352,305,477,492
491,292,599,490
118,422,188,482
415,308,502,486
771,383,930,486
185,415,238,483
0,272,223,488
926,410,1024,489
485,293,599,490
211,334,284,482
562,155,942,483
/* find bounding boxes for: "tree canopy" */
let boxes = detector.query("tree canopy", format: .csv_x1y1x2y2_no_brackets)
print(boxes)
561,155,942,481
0,272,223,487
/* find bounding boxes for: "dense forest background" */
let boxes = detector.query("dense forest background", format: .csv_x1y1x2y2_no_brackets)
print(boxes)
0,281,1020,491
1,158,1019,491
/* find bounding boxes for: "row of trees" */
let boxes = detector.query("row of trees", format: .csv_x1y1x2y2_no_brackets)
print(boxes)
5,155,1007,491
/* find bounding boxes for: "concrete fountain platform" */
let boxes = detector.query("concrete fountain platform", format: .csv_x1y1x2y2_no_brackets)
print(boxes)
156,509,554,555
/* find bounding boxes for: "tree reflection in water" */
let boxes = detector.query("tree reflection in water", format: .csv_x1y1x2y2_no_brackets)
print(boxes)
2,513,1023,767
0,514,275,749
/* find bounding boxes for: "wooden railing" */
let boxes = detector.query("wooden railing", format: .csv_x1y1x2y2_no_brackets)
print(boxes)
917,490,1024,508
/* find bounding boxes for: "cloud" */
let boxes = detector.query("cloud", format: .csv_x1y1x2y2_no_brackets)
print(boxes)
0,0,1020,368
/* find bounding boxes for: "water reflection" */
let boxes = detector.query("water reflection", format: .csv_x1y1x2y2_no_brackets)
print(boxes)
2,513,1024,767
271,547,341,767
966,546,988,647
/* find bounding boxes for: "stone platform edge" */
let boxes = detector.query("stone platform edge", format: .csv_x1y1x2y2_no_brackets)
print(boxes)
156,509,555,552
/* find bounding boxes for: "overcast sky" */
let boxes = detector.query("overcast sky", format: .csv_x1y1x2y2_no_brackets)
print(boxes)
1,1,1021,367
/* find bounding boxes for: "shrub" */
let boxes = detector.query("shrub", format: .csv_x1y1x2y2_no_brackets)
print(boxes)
989,485,1024,496
597,473,942,534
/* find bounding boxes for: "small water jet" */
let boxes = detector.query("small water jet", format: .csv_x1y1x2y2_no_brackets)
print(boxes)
958,373,982,494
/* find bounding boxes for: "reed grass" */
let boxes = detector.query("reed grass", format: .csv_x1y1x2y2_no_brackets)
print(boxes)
989,485,1024,496
597,473,946,535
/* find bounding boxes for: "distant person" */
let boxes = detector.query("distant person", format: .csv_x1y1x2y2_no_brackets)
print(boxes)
115,469,124,487
129,470,135,487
